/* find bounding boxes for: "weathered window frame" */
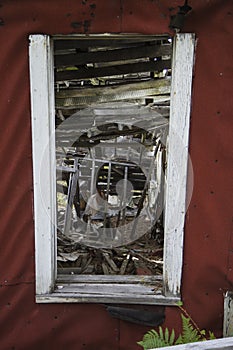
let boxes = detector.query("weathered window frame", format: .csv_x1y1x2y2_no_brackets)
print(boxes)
29,33,195,304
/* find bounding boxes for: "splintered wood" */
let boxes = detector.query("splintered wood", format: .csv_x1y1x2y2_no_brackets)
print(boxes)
57,230,163,276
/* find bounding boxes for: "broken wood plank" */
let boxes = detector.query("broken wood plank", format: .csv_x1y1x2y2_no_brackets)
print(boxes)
55,59,171,81
63,159,79,235
55,44,171,67
120,254,131,275
55,78,171,108
54,36,170,51
103,253,119,273
81,256,93,273
56,78,170,102
102,262,110,275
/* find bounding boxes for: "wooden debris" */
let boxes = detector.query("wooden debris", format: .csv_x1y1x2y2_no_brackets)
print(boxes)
57,230,163,276
55,36,168,278
120,254,131,275
103,253,119,273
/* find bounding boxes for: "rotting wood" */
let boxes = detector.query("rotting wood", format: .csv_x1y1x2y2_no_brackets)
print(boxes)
57,230,164,276
57,274,162,283
103,253,119,273
55,283,160,294
223,291,233,337
120,254,131,275
55,44,171,67
63,159,79,235
54,35,170,51
37,292,179,306
56,78,170,100
55,59,171,81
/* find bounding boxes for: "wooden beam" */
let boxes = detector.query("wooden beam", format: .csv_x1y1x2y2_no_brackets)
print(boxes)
55,44,171,67
54,36,169,51
224,291,233,337
163,33,195,296
55,59,171,81
29,35,57,295
55,79,170,108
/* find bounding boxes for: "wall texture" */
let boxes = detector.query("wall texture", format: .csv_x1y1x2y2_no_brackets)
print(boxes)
0,1,232,349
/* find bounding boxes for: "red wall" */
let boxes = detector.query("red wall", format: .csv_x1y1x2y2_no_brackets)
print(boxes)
0,1,232,349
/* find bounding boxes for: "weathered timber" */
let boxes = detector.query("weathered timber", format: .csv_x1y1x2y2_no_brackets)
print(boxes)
56,79,170,108
57,274,162,283
151,337,233,350
63,160,79,235
55,59,171,81
56,78,170,98
55,44,171,67
54,36,170,51
56,80,170,109
224,291,233,337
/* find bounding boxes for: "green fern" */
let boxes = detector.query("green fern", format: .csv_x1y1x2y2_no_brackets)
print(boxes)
175,314,202,345
208,331,216,340
138,313,215,349
137,327,175,349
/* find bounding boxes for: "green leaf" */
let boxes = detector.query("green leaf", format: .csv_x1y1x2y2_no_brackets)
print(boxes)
137,311,216,349
176,301,183,307
137,341,145,349
177,314,202,344
175,335,183,345
208,331,216,340
159,326,164,340
164,327,169,344
169,329,175,345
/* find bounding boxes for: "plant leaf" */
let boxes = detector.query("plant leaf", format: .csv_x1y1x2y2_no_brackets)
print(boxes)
176,301,183,307
159,326,164,340
164,327,169,343
169,329,175,345
175,335,183,345
208,331,216,340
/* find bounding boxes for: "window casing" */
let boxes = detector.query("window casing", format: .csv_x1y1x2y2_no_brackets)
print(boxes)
29,33,195,304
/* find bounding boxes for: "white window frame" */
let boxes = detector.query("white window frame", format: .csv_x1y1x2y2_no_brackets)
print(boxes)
29,33,195,304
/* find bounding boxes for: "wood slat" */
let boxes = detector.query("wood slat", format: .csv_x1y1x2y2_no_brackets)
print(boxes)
55,283,157,294
37,293,179,305
54,36,169,51
55,44,171,67
57,274,162,283
151,337,233,350
55,59,171,81
224,291,233,337
56,78,170,108
56,78,170,98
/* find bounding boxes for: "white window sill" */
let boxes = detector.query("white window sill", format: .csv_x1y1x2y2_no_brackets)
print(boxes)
36,275,180,304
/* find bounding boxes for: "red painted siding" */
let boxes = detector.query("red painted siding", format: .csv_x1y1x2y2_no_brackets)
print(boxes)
0,1,232,349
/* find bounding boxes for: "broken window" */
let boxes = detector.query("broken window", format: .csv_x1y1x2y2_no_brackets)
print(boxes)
55,36,171,277
29,33,195,303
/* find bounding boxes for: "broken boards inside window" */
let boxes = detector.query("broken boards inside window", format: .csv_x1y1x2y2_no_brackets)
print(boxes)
54,35,172,276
